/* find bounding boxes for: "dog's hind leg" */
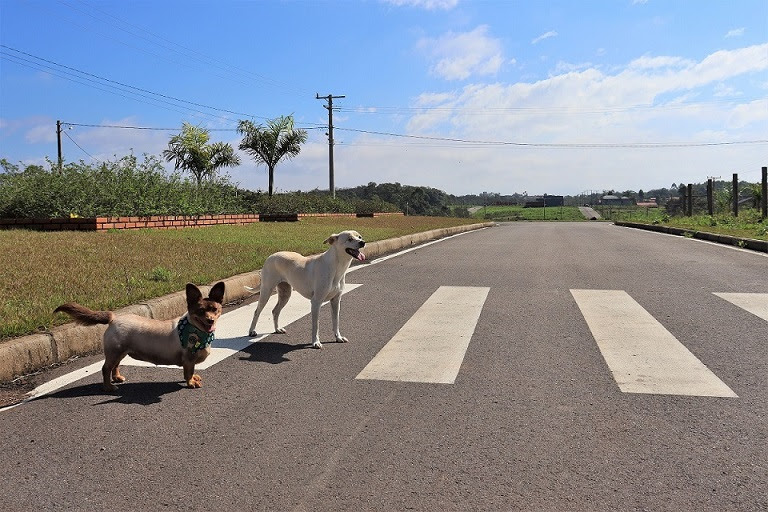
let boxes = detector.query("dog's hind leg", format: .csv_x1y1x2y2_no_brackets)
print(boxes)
248,286,273,337
101,353,126,392
272,282,291,334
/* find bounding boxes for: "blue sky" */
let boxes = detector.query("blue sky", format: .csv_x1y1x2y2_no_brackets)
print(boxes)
1,0,766,196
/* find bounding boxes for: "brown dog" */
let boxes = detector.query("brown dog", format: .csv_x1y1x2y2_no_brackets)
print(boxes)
54,282,225,391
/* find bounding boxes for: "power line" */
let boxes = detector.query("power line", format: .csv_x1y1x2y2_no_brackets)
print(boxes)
335,127,768,149
52,121,768,150
62,129,100,163
1,45,265,121
53,0,314,97
336,97,767,116
60,122,325,132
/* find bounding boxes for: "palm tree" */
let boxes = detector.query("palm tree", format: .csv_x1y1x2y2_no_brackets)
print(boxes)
237,115,308,196
163,123,240,187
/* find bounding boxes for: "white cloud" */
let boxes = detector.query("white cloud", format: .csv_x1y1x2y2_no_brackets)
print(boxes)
381,0,458,10
628,55,694,70
531,31,557,45
418,26,505,80
418,25,505,81
349,44,768,195
725,27,745,38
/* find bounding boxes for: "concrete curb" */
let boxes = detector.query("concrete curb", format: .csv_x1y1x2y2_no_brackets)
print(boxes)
0,222,493,383
614,221,768,253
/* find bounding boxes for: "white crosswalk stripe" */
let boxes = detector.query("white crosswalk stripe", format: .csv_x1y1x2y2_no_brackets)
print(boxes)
713,293,768,322
356,286,490,384
571,289,738,398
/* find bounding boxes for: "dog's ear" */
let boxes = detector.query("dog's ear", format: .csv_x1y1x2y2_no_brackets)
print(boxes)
186,283,203,305
208,281,226,304
324,234,339,245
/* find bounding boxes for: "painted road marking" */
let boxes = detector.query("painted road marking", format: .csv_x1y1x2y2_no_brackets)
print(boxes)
571,289,737,397
356,286,489,384
0,285,363,411
124,284,362,369
713,293,768,323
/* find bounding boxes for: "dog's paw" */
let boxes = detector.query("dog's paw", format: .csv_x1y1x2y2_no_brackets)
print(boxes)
248,330,258,337
186,375,203,388
102,383,118,393
335,335,349,343
275,328,286,334
312,341,323,349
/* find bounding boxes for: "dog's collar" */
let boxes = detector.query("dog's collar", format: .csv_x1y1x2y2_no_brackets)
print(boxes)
177,316,214,352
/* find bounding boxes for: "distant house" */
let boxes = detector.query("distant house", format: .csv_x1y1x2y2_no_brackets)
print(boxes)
601,195,634,206
636,198,658,208
524,194,564,207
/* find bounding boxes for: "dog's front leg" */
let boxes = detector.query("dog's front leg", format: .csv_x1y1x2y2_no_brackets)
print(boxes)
310,297,323,349
330,294,348,343
183,363,202,388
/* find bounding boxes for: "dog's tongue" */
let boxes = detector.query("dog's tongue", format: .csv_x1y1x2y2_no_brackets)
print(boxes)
357,251,366,261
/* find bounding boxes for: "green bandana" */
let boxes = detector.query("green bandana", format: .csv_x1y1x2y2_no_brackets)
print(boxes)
177,316,214,352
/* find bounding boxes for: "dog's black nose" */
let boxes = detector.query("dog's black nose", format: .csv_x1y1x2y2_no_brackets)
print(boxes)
360,241,366,247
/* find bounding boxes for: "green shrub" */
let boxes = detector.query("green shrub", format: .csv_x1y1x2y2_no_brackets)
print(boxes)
0,156,403,218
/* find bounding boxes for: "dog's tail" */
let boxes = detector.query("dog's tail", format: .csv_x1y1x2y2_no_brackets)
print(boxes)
54,303,114,325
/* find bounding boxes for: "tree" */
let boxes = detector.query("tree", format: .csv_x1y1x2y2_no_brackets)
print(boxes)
746,182,762,209
237,115,308,196
163,123,240,187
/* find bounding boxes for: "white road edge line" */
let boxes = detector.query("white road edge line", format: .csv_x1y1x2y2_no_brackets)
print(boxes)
1,284,362,412
3,227,487,411
347,227,491,273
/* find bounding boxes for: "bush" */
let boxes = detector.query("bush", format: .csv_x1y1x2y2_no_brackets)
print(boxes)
0,155,245,218
0,156,401,218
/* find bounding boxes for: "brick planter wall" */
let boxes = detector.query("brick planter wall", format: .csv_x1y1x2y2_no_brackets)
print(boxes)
0,214,261,231
0,211,404,231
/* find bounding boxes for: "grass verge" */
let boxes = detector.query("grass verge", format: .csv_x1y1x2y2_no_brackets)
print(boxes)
602,207,767,241
0,216,479,341
471,205,586,221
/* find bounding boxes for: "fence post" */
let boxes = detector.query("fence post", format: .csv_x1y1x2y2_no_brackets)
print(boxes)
762,166,767,220
707,179,713,215
687,184,693,216
732,173,738,217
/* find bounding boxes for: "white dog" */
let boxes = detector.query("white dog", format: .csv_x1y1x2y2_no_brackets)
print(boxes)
248,230,366,348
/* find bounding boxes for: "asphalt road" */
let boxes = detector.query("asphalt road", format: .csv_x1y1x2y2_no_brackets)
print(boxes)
1,222,766,511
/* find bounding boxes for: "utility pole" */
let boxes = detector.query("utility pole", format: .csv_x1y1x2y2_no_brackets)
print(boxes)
56,120,63,171
762,167,767,220
316,93,345,198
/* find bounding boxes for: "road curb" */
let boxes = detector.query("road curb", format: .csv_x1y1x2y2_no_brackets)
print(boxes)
614,221,768,253
0,222,493,383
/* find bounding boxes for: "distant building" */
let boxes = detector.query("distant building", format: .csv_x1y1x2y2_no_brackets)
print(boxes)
636,198,658,207
601,195,634,206
524,194,564,207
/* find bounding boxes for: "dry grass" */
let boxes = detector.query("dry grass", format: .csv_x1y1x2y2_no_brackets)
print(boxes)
0,216,478,340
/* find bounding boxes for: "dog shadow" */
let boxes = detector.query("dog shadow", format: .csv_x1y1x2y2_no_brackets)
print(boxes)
37,380,184,406
239,340,315,364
